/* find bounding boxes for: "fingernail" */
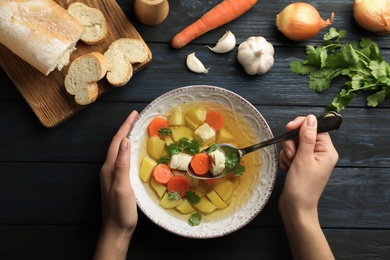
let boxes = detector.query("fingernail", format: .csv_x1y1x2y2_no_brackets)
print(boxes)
306,115,317,128
120,138,129,151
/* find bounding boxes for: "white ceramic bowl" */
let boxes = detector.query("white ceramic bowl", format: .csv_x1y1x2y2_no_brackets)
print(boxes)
129,85,278,238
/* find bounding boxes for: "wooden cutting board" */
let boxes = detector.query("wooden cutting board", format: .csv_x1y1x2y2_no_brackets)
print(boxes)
0,0,152,128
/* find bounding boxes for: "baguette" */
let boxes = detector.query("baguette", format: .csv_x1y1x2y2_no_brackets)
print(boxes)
0,0,85,76
68,2,108,45
64,52,107,105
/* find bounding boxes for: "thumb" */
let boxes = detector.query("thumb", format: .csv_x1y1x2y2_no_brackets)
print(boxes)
114,138,131,184
296,115,317,156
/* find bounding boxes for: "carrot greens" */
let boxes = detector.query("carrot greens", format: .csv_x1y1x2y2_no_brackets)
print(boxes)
290,27,390,112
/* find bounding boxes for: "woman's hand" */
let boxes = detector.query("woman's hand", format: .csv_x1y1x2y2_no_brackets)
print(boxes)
94,110,139,260
278,114,338,260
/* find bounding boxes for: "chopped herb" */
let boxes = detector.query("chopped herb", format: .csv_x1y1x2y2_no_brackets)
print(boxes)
166,143,181,155
178,138,200,155
186,190,201,205
188,212,202,226
158,127,172,137
157,155,171,164
207,144,218,153
166,138,200,156
233,164,245,177
225,153,239,169
290,27,390,112
168,191,181,201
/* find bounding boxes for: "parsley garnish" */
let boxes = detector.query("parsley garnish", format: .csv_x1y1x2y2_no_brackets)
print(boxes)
188,212,202,226
168,191,181,201
185,190,201,205
225,153,239,169
290,27,390,112
158,127,172,137
166,138,200,156
157,155,170,164
233,164,245,177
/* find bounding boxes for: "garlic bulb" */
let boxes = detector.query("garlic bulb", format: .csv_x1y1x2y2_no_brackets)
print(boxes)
186,52,209,73
354,0,390,34
207,31,236,53
237,36,274,75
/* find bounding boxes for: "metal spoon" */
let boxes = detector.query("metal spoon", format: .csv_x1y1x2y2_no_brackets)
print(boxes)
187,111,342,179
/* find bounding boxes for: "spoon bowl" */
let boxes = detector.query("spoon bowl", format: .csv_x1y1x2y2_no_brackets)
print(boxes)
188,111,342,179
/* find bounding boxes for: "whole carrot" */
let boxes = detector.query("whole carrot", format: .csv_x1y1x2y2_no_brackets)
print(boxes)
171,0,257,49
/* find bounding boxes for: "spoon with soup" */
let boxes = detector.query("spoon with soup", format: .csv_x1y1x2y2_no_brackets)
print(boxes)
187,111,342,179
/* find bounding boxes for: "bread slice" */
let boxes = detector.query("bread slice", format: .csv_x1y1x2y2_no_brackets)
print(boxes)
64,52,107,105
104,38,149,87
68,2,108,45
0,0,85,76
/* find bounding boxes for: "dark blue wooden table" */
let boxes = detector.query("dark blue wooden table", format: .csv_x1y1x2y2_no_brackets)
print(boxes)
1,0,389,258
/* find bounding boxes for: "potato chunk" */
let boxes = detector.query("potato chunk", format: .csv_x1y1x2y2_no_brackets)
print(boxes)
176,199,196,214
150,177,167,198
170,125,193,143
216,127,235,143
160,192,183,208
168,107,185,125
207,190,228,209
139,156,157,182
214,180,234,202
147,136,166,161
193,197,216,214
185,107,206,130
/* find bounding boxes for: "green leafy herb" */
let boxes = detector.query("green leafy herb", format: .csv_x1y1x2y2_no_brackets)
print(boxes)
157,155,171,164
166,138,200,156
158,127,172,137
188,212,202,226
225,153,239,169
233,164,245,177
168,191,181,201
186,190,201,205
290,27,390,112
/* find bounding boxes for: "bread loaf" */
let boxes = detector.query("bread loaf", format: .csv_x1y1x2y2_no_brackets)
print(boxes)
64,52,107,105
68,2,108,45
0,0,85,76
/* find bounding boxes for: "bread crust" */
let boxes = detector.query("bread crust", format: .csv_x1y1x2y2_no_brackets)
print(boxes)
0,0,85,76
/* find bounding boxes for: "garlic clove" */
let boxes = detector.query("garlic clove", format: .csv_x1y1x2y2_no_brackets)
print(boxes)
186,52,209,73
207,31,236,53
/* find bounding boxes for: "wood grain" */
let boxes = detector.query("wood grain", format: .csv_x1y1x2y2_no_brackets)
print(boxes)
0,0,152,128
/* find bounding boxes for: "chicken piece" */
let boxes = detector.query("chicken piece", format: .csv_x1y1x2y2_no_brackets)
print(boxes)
170,153,192,171
208,149,226,176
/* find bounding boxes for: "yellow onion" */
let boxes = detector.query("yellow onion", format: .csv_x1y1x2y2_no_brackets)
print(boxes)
354,0,390,34
276,2,334,41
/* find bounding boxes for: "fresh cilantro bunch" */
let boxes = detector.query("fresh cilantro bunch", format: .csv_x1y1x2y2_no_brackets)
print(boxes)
290,27,390,112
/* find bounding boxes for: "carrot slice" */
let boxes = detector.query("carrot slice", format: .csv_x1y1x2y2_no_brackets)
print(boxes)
190,153,211,175
167,175,190,197
152,164,173,184
205,110,224,131
148,117,169,138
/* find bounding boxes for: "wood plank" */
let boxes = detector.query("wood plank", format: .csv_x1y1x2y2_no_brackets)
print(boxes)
0,224,389,259
1,101,389,168
0,0,152,128
1,162,389,230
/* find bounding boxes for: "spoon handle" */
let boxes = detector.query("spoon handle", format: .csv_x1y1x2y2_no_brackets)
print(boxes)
240,111,342,155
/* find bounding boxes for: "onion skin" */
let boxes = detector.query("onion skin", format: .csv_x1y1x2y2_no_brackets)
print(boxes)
354,0,390,34
276,2,334,41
